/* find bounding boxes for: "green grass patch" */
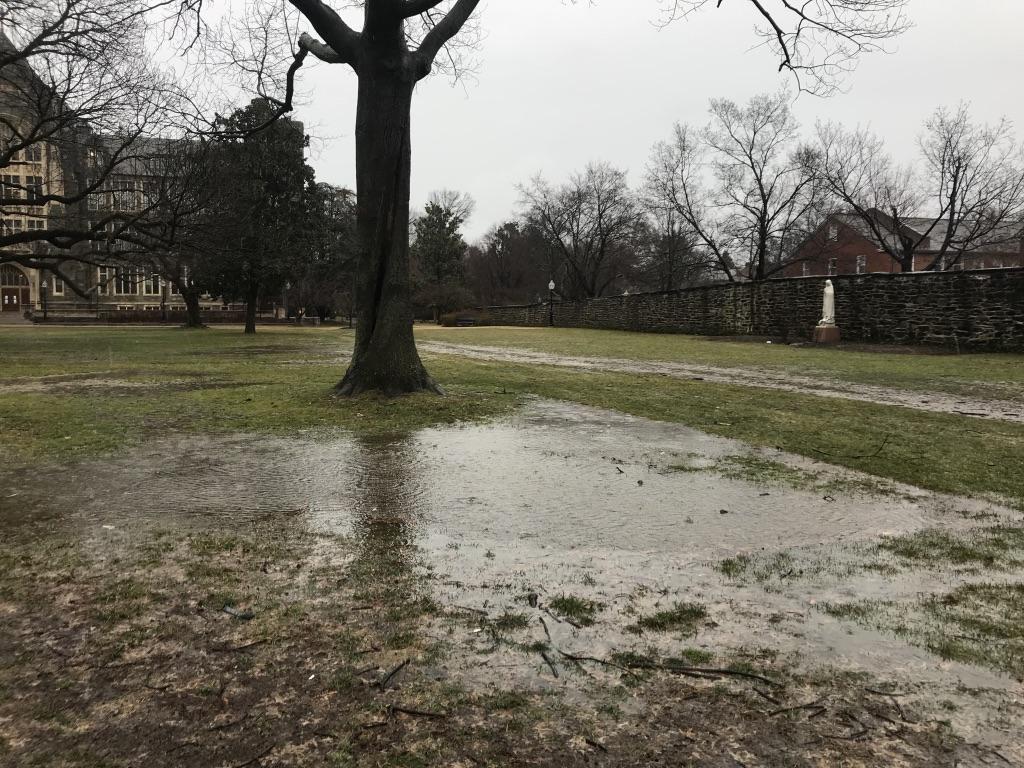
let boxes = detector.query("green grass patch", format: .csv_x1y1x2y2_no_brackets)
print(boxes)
548,595,602,627
3,326,1023,505
879,527,1024,570
820,583,1024,676
630,602,708,635
667,647,715,666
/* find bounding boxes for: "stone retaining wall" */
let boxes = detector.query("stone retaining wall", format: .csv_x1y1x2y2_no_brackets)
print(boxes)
484,268,1024,351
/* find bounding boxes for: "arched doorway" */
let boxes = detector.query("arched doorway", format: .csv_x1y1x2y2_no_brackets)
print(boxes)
1,265,31,312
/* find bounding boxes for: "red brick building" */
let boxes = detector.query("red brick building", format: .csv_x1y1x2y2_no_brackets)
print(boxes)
785,210,1024,277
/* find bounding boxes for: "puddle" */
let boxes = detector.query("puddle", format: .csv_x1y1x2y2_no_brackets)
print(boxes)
2,398,1021,757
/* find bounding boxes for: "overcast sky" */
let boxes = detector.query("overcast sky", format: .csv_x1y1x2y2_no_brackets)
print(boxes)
290,0,1024,241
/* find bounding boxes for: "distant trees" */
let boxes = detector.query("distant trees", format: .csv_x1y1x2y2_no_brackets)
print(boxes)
814,105,1024,272
465,221,549,306
410,191,474,321
283,183,358,323
520,163,646,299
645,92,825,282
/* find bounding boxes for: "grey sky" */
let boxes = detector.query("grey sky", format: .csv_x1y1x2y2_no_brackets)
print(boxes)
292,0,1024,241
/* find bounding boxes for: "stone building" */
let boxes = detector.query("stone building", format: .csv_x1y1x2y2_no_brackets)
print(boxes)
1,30,225,318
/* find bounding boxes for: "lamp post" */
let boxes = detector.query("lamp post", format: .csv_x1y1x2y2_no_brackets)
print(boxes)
39,277,48,321
547,279,555,327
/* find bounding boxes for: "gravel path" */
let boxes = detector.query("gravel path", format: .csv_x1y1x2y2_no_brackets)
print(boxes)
419,340,1024,424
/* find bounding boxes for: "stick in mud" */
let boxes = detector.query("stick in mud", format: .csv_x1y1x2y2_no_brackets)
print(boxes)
378,658,410,690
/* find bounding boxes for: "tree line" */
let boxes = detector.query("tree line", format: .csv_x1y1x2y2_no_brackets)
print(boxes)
4,0,918,394
424,92,1024,311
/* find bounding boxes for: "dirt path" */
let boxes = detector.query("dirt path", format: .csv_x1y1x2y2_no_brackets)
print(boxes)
419,340,1024,424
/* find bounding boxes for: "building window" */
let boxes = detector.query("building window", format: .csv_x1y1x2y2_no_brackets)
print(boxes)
801,262,810,277
1,174,21,199
828,225,838,241
856,255,867,274
111,177,136,211
25,175,43,204
115,267,137,295
143,273,161,295
1,218,23,236
52,276,64,295
26,218,45,232
827,257,838,276
24,144,42,162
97,267,110,295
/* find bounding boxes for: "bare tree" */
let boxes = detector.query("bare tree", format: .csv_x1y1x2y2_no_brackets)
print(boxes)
647,92,824,282
0,0,198,285
636,208,710,291
521,163,645,300
815,105,1024,271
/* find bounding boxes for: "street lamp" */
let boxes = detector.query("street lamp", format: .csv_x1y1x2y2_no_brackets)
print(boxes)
39,277,48,321
547,279,556,327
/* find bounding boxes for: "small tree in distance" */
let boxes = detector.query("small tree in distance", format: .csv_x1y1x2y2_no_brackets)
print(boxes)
411,191,474,322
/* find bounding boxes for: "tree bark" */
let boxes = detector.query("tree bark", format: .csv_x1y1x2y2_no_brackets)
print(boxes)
182,288,204,329
244,283,259,334
336,59,440,396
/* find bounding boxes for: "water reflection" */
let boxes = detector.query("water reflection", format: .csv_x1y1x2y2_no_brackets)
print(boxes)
347,435,424,601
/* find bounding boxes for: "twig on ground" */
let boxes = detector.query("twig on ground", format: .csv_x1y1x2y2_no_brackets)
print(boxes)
209,639,267,653
584,737,609,753
543,607,581,629
752,687,781,705
378,658,410,691
556,649,639,678
390,704,447,719
539,615,551,641
770,697,827,717
539,650,559,679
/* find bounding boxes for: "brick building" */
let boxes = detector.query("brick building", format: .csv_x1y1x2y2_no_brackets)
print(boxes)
785,210,1024,277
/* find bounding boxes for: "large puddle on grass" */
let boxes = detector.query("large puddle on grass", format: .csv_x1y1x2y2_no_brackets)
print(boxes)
2,398,1022,757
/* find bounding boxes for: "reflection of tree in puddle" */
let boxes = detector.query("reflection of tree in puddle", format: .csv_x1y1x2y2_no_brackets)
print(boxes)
347,436,429,612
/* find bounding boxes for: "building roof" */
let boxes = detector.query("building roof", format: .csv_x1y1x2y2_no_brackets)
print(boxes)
832,209,1023,256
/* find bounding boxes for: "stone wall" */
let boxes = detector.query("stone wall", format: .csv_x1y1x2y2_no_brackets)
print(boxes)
484,268,1024,351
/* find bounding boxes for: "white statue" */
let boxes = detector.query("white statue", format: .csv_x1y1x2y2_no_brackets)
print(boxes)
819,279,836,326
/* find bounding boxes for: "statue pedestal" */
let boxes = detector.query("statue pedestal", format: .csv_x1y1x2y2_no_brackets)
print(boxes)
813,324,841,344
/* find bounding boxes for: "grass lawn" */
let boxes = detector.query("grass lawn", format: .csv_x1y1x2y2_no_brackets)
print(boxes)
2,325,1021,766
416,325,1024,400
1,325,1022,504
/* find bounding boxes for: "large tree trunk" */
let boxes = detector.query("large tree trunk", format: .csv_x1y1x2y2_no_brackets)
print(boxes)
182,289,204,329
337,62,440,396
244,283,259,335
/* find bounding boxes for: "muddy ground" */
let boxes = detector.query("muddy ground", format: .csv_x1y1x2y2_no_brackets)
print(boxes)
417,341,1024,425
2,400,1022,767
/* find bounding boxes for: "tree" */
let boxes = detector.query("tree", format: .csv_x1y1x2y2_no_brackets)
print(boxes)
284,183,358,322
199,99,315,334
465,221,548,306
635,209,710,292
203,0,909,393
521,163,645,299
411,193,473,321
646,92,825,282
816,105,1024,272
